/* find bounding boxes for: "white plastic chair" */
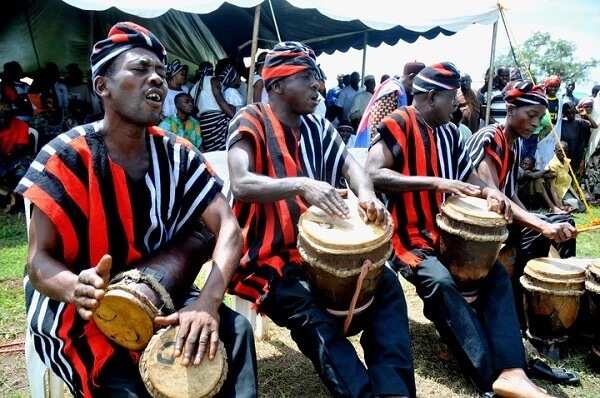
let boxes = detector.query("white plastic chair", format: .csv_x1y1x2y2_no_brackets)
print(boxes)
28,127,39,154
23,198,65,398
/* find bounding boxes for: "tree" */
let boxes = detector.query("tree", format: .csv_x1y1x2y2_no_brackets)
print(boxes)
496,31,598,84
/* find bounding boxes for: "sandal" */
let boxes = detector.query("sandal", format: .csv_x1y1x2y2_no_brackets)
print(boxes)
527,358,580,386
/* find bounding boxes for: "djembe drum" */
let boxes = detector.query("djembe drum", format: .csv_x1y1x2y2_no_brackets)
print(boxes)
585,262,600,361
436,195,508,301
93,269,175,351
297,200,393,331
139,327,228,398
520,258,586,355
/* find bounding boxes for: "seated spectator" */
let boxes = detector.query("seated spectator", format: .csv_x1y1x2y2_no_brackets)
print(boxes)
561,101,595,176
159,93,202,149
518,156,565,213
546,141,584,211
65,63,92,118
1,61,33,121
163,59,189,117
348,74,375,130
29,93,63,147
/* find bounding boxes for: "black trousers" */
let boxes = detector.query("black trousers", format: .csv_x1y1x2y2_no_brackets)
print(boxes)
398,253,526,392
261,265,416,398
98,291,258,398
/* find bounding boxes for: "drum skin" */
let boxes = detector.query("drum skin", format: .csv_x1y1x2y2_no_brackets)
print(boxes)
139,327,228,398
297,200,393,313
520,258,586,341
436,196,508,292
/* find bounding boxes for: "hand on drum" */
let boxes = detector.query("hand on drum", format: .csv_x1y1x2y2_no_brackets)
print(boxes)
73,254,112,320
482,187,513,223
154,299,220,366
299,178,350,219
436,178,481,197
358,194,388,225
542,222,576,242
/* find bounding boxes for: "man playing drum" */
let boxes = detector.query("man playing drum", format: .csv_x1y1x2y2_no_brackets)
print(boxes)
228,42,416,398
366,63,552,398
17,22,257,397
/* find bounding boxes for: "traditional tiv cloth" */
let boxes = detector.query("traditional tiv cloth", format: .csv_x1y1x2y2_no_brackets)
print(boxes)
261,41,322,90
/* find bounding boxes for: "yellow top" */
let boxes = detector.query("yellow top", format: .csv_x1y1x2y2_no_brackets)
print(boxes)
546,154,572,200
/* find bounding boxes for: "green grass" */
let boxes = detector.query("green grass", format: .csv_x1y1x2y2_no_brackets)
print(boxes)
573,207,600,257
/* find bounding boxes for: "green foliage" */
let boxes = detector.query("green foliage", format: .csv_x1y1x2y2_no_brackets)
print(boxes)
497,31,598,84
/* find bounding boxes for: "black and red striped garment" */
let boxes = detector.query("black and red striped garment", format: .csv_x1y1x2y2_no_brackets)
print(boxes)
226,103,348,306
466,123,521,199
373,106,473,268
15,122,222,397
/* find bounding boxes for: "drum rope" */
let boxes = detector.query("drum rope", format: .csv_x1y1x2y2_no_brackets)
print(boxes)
520,275,585,296
343,260,372,335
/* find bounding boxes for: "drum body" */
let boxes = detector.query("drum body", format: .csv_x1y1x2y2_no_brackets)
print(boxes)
586,263,600,359
297,200,393,314
436,196,508,295
140,327,228,398
93,270,174,351
520,258,586,342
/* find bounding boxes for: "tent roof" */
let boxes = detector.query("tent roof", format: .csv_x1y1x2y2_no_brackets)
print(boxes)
62,0,500,56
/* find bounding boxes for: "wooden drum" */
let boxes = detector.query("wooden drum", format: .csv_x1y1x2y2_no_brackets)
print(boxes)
585,262,600,360
436,196,508,298
140,327,228,398
93,269,175,351
297,200,393,315
520,258,586,344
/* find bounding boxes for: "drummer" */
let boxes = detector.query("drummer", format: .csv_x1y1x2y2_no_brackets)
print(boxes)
466,80,576,280
228,41,416,398
16,22,257,397
366,63,551,398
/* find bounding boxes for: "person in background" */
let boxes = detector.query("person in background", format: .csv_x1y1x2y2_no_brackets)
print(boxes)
65,64,92,115
451,106,472,142
543,75,561,126
457,73,481,133
547,141,583,211
159,92,203,149
29,93,64,146
380,74,390,84
45,62,70,114
562,80,579,106
335,71,360,123
1,61,33,121
518,156,565,213
162,59,189,117
197,59,239,151
251,52,268,104
510,68,522,82
349,74,375,130
189,61,214,115
561,101,595,176
401,61,426,106
479,67,510,125
325,73,345,121
314,67,327,119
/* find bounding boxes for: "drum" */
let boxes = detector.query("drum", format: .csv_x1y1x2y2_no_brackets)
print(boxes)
140,327,228,398
520,258,586,344
585,262,600,360
436,195,508,298
93,269,175,351
297,200,393,316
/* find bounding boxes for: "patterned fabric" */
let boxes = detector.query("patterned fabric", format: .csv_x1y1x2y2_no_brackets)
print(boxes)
218,63,239,89
0,118,29,156
261,41,322,90
372,106,473,268
466,124,521,199
166,59,186,80
412,62,461,94
15,122,221,397
159,115,202,148
503,80,548,108
90,22,167,80
199,110,230,151
227,103,348,305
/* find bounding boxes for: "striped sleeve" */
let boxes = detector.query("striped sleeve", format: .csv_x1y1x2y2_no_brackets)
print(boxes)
318,116,347,187
453,125,474,181
227,105,264,151
371,111,407,171
466,124,503,172
435,123,473,182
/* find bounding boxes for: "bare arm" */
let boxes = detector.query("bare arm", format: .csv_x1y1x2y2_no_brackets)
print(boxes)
253,80,264,103
342,152,387,224
211,77,235,118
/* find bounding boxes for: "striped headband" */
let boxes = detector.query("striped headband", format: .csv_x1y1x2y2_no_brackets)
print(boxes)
503,80,548,108
262,41,322,89
167,59,187,80
90,21,167,80
412,62,461,94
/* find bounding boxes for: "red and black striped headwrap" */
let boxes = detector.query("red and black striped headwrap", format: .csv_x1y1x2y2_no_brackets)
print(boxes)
261,41,322,90
503,80,548,108
412,62,461,94
90,21,167,80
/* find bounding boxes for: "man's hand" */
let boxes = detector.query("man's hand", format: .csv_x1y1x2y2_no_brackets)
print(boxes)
155,298,220,366
542,222,576,242
482,187,513,223
543,170,557,179
436,178,482,197
299,178,350,218
358,192,387,225
73,255,112,320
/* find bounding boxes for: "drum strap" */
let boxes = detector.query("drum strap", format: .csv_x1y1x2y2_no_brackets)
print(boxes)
111,269,176,313
343,260,372,335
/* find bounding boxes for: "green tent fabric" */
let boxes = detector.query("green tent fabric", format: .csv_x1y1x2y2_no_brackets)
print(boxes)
1,0,226,75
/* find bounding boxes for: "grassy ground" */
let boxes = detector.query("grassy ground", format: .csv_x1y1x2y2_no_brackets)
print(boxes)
1,209,599,397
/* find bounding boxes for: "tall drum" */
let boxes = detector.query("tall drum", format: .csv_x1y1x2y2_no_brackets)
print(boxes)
436,195,508,298
298,200,393,317
520,258,586,347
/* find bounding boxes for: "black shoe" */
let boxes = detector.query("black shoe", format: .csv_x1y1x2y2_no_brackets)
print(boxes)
527,358,580,386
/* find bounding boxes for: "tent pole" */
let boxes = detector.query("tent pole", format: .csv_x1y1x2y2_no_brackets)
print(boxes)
361,32,368,86
24,0,41,69
484,21,498,125
267,0,282,42
246,4,262,104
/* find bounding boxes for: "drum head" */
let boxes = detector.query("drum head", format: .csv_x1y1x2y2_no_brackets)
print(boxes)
299,200,392,254
440,196,506,227
140,327,228,398
93,289,155,351
524,258,587,283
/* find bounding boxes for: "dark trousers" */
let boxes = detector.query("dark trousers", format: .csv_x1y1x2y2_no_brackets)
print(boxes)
399,254,526,392
261,265,416,398
98,292,258,398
